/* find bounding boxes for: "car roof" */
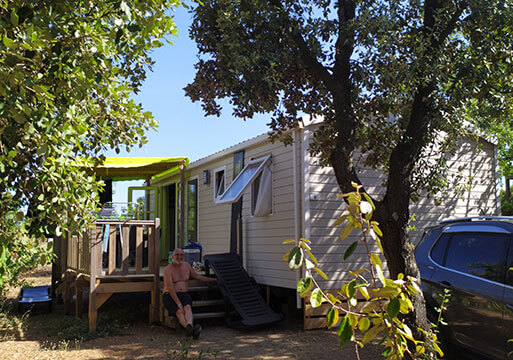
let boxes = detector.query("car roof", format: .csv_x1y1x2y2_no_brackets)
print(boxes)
440,216,513,224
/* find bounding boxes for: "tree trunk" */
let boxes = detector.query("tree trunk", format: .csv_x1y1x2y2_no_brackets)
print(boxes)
330,147,431,353
374,203,431,341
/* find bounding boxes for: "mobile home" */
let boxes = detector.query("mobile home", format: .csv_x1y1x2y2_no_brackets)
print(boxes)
151,120,500,292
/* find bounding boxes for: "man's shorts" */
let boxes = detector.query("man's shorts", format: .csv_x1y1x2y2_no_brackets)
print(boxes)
163,292,193,315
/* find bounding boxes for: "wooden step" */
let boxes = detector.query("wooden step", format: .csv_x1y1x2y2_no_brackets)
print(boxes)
193,311,225,319
189,285,218,292
192,299,224,307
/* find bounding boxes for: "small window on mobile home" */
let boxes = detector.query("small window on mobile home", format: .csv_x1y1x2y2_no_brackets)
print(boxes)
214,168,225,199
251,163,272,216
215,154,271,204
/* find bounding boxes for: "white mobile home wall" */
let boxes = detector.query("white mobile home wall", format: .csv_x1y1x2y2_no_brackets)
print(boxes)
156,125,499,292
156,133,302,289
305,124,500,289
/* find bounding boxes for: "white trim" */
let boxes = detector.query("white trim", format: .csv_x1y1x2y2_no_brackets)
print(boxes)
213,166,227,201
186,175,200,244
215,154,272,204
191,133,269,169
302,129,311,241
292,129,302,308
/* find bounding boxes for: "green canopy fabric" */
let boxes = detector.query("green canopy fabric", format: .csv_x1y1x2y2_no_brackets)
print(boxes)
94,157,189,181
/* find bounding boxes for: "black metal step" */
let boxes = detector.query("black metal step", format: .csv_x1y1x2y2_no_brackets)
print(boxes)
203,253,283,327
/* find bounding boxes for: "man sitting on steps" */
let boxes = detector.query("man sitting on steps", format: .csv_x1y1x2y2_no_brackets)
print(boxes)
163,248,216,339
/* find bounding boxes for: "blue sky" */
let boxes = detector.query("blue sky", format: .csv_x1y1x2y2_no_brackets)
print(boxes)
107,6,269,161
108,6,270,201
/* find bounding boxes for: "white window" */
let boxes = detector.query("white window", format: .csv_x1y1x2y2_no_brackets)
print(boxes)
251,162,272,216
215,154,272,206
213,167,226,200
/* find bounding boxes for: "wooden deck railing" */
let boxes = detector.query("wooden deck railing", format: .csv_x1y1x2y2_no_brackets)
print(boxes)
62,218,161,332
66,219,160,277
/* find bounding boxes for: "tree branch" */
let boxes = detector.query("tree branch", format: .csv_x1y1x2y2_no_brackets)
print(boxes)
268,0,337,93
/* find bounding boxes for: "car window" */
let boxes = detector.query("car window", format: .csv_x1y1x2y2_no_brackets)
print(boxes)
430,233,450,265
444,233,509,284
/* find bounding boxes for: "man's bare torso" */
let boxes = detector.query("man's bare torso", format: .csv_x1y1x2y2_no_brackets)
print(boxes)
167,262,191,292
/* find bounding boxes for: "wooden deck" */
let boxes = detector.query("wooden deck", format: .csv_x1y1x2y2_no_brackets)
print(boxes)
54,219,161,332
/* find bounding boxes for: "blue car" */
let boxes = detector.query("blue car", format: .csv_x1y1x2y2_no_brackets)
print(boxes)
415,217,513,359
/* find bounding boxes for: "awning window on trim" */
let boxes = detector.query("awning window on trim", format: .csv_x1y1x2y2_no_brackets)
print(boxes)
215,154,271,204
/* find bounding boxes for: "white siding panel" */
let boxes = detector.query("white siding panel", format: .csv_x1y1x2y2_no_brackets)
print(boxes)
243,139,300,288
308,136,499,289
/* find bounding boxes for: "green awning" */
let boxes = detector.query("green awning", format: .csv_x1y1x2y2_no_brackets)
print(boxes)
94,157,189,181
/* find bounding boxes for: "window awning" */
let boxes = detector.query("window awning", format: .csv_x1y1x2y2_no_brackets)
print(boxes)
93,157,189,181
215,154,271,204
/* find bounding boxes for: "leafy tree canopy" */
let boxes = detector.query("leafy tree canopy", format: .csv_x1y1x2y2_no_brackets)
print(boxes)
185,0,513,349
0,0,180,291
186,0,513,195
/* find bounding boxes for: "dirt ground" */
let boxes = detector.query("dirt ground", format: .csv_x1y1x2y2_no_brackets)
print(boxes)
0,267,382,360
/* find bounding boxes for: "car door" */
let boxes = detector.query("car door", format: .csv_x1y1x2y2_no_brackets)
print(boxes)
429,230,508,359
504,238,513,358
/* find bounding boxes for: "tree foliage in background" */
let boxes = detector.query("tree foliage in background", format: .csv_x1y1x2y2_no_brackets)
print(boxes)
185,0,513,350
0,0,180,292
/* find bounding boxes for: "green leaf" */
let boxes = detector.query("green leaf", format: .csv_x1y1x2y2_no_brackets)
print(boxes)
305,249,318,265
10,10,19,26
326,307,339,328
433,340,444,357
358,317,370,331
400,323,414,341
370,253,382,267
347,279,357,298
362,192,375,210
387,298,400,318
333,212,349,226
282,248,292,262
288,247,303,270
359,285,370,300
375,263,386,285
362,325,385,344
327,293,341,304
381,347,393,357
344,241,358,260
313,267,328,280
297,277,313,295
282,239,296,245
3,36,14,48
337,316,353,347
371,222,383,237
339,222,354,240
310,288,323,308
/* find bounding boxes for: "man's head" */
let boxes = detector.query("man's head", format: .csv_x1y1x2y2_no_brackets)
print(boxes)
172,248,185,264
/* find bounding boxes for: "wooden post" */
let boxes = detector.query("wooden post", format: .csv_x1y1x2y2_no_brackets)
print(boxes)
108,225,116,274
136,226,143,273
121,225,129,275
148,225,154,274
89,225,102,332
180,163,186,248
151,219,161,324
